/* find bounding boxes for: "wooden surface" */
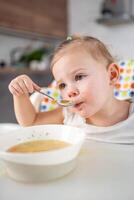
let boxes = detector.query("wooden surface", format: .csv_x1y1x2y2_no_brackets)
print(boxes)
0,67,51,74
0,0,67,38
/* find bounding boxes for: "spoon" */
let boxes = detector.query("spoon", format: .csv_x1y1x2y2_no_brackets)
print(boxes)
36,90,74,107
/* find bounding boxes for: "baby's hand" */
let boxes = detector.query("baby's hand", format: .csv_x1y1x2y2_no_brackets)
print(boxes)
8,74,41,96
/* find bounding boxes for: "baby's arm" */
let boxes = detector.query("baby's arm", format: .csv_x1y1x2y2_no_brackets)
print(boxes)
8,75,63,126
13,94,37,126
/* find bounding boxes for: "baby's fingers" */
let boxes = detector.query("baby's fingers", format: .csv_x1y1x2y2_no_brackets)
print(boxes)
21,75,41,92
17,79,30,94
8,81,24,96
33,82,41,91
21,77,40,93
8,74,41,96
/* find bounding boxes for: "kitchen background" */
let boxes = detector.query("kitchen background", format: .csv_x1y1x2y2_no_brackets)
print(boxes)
1,0,134,122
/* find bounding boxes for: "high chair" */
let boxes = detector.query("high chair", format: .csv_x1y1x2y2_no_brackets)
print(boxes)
114,60,134,101
30,80,61,112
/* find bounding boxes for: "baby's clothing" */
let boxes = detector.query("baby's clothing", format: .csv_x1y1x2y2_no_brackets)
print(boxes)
63,103,134,144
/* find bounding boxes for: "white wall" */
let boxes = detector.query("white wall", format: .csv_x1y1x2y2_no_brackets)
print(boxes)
68,0,134,60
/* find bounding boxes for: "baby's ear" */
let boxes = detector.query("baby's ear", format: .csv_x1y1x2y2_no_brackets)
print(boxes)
108,63,120,85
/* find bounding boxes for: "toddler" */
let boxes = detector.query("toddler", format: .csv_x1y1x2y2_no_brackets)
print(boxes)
9,35,134,143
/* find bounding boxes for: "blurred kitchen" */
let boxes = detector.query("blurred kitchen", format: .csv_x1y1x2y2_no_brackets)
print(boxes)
1,0,134,123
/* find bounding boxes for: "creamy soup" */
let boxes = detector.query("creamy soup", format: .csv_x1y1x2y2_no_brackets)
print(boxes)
7,140,71,153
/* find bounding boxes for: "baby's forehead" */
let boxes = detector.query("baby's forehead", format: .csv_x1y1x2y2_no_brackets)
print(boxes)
52,44,107,69
52,47,93,69
52,42,89,61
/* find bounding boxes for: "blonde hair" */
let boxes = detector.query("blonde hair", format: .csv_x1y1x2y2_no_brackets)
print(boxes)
51,35,115,70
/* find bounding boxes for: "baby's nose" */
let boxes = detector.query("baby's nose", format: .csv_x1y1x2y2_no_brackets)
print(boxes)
67,88,79,98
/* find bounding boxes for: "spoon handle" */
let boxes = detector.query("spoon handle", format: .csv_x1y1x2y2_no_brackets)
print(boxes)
36,90,55,101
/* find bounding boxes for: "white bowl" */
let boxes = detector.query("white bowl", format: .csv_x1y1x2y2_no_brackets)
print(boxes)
0,123,20,136
0,124,85,182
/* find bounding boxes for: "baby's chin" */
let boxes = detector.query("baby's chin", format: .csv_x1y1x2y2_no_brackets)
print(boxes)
79,112,91,118
75,108,98,119
71,108,90,118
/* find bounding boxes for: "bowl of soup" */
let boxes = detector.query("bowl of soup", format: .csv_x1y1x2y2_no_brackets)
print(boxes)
0,123,20,136
0,124,85,182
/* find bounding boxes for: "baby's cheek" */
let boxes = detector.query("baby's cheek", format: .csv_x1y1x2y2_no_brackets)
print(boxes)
82,90,93,101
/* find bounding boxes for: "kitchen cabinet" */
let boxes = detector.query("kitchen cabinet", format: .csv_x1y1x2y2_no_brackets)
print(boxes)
0,0,67,39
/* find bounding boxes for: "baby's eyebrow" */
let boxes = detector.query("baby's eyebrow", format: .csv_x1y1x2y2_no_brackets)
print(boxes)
69,68,87,75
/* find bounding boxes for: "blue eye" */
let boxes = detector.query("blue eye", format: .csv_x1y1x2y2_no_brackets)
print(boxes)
58,83,66,90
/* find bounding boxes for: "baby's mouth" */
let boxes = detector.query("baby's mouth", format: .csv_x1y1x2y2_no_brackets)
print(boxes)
74,102,84,108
